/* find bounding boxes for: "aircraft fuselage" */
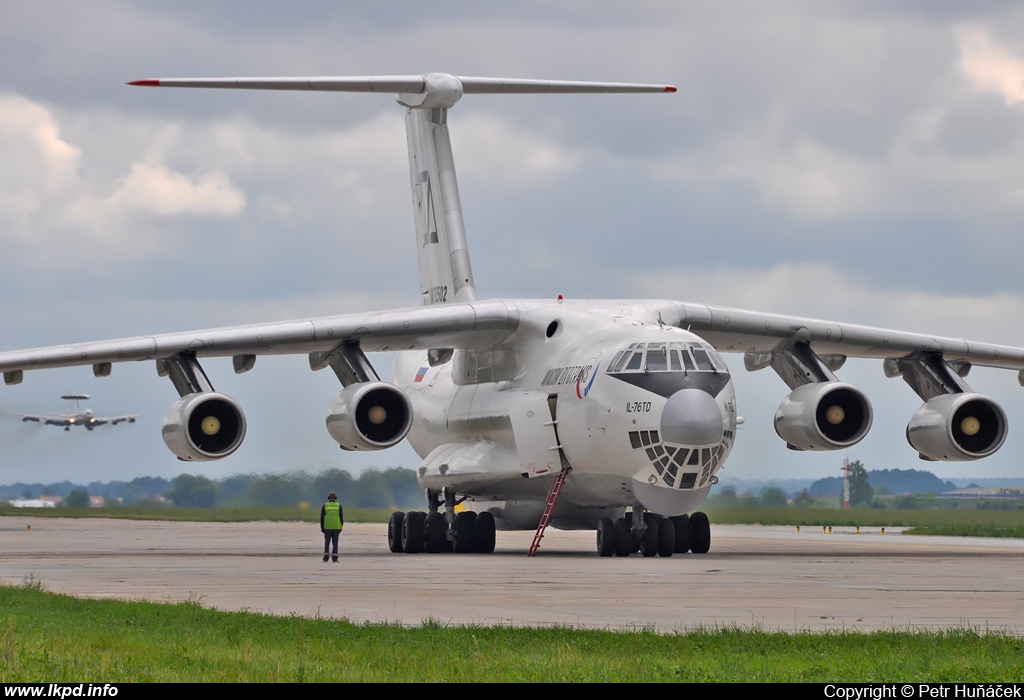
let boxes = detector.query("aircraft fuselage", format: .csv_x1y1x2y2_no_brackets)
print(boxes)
394,299,737,529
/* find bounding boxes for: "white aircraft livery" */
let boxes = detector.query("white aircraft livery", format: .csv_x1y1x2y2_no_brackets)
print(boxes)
2,73,1023,557
3,393,141,431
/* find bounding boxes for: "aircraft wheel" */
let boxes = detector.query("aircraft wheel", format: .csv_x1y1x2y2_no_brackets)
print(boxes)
425,512,446,553
596,518,615,557
671,514,691,553
402,510,425,554
387,511,405,553
657,516,675,557
640,514,659,557
689,511,711,554
453,511,477,553
613,517,632,557
475,512,496,553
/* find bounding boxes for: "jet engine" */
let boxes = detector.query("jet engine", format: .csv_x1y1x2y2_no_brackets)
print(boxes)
906,393,1007,461
774,381,873,451
162,392,247,461
326,381,413,451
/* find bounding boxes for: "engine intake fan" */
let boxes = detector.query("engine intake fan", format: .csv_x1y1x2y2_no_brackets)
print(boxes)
326,381,413,451
774,381,873,451
162,392,247,461
907,393,1007,461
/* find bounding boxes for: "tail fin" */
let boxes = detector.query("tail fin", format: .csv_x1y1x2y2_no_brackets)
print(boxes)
129,74,676,305
404,98,477,305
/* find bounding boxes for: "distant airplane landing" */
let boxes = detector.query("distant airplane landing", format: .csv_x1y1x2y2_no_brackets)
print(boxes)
4,394,142,431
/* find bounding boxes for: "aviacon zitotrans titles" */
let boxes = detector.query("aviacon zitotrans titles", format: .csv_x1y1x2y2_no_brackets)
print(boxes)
1,73,1022,557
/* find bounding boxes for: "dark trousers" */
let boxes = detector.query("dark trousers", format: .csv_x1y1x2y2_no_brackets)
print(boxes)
323,530,340,558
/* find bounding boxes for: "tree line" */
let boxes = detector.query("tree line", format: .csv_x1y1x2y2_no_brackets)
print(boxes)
163,468,423,509
7,468,424,510
710,460,1023,511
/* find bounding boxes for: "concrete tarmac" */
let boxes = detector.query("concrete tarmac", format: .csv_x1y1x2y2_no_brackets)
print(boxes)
2,517,1023,634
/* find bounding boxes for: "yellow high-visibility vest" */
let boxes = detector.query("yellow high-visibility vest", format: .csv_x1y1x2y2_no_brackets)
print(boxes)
323,501,342,530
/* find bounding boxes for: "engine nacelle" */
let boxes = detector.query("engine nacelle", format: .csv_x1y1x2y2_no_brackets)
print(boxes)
162,392,247,461
907,393,1007,461
326,381,413,451
774,381,873,451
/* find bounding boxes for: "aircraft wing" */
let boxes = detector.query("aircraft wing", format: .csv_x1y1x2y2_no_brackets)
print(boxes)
659,300,1024,461
0,300,519,382
670,301,1024,375
95,415,143,426
1,410,66,424
87,415,144,425
4,296,1023,381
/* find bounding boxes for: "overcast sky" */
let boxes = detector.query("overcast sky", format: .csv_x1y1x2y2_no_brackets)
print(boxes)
3,1,1024,488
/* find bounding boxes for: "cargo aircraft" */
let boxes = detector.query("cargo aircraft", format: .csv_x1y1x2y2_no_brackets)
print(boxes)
3,393,141,431
1,73,1023,557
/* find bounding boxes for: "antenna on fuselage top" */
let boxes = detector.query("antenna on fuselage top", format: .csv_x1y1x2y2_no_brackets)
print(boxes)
60,393,89,412
129,74,676,306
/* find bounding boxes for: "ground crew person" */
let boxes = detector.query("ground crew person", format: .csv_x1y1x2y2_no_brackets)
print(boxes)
320,491,344,562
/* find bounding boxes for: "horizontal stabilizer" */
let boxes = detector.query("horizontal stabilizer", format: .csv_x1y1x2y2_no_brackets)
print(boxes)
129,76,431,92
460,77,676,94
129,74,676,99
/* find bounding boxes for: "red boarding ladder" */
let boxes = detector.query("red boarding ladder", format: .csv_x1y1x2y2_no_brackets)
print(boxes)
528,466,572,557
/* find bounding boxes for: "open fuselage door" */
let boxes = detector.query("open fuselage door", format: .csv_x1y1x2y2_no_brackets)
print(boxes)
508,392,568,478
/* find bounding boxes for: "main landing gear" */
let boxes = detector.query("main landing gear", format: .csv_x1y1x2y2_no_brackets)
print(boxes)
387,489,496,555
597,510,711,557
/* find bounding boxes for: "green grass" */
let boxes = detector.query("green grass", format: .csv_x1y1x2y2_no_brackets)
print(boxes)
0,505,392,523
1,582,1021,682
704,507,1024,536
5,505,1024,538
902,524,1024,538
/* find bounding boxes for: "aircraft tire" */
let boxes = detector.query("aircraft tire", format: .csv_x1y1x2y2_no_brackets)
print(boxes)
453,511,477,553
402,510,426,554
425,512,446,553
689,511,711,554
387,511,405,553
596,518,615,557
640,514,659,557
671,514,691,553
475,512,496,553
657,516,675,557
613,517,632,557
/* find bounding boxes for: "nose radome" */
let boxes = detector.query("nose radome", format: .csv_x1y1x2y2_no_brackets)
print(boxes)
660,388,724,446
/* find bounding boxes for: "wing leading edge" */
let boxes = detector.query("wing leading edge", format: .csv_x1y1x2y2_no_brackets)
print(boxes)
671,301,1024,375
0,300,519,383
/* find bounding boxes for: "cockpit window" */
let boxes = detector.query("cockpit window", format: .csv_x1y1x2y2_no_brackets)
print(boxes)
624,350,643,371
645,343,667,372
690,345,715,371
707,345,728,372
609,350,629,373
606,339,728,375
673,342,696,371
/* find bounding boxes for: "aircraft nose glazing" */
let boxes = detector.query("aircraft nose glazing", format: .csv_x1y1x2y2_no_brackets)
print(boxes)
659,388,724,446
